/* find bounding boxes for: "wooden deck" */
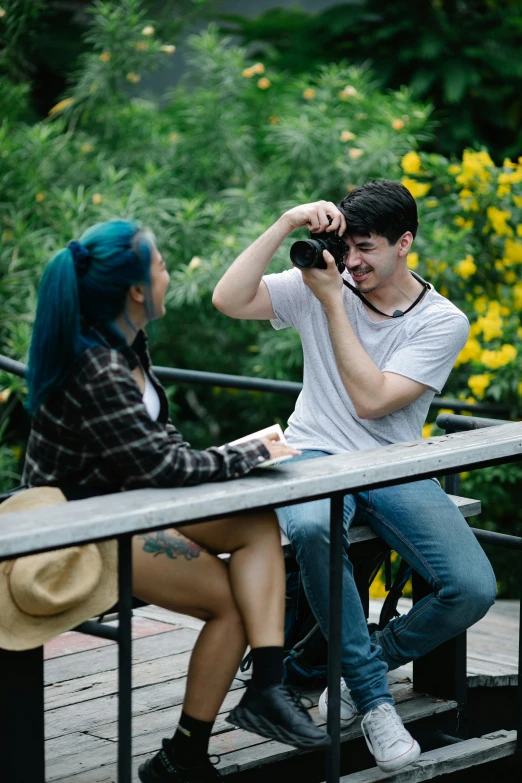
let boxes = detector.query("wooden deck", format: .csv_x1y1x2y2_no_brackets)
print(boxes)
44,600,519,782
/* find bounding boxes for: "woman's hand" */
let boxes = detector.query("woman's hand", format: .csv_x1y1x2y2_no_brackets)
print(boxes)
260,433,301,460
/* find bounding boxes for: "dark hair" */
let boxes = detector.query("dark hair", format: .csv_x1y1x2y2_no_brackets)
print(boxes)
339,179,418,245
26,219,155,415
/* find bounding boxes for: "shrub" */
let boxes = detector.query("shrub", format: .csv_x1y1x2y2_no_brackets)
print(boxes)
0,1,520,594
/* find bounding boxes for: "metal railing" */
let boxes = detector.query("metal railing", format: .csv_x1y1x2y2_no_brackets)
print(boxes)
0,353,511,417
0,353,521,782
436,414,522,757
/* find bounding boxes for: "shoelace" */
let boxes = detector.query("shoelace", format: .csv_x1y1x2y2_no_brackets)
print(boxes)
282,684,314,715
361,704,408,756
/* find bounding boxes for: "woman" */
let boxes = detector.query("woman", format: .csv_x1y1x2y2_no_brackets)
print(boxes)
23,220,330,783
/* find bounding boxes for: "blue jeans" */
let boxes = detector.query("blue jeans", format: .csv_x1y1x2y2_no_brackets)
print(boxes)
277,450,497,714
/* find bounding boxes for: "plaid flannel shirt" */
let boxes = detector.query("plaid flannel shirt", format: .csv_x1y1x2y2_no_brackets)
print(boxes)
23,326,269,494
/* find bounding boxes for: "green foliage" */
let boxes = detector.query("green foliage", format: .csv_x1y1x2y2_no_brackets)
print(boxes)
221,1,522,161
1,1,521,592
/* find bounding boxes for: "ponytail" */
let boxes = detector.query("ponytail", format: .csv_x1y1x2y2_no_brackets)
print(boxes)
26,219,153,416
26,248,86,415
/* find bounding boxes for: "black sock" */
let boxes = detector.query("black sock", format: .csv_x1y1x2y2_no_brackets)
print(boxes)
169,711,214,768
250,646,284,690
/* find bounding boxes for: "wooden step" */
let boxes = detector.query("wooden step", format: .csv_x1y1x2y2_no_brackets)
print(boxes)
281,495,481,548
335,729,517,783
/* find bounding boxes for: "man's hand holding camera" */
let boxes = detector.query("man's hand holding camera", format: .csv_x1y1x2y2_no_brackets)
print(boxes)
283,200,346,236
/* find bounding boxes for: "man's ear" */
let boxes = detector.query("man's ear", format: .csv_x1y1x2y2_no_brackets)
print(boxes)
129,283,145,305
397,232,414,258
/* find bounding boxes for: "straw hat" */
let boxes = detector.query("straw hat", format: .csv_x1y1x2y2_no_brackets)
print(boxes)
0,487,118,651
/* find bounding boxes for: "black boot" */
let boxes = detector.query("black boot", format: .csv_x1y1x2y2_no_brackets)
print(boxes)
138,739,221,782
226,683,331,750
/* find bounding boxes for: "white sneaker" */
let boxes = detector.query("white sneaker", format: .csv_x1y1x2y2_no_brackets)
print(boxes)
361,703,420,773
318,679,357,728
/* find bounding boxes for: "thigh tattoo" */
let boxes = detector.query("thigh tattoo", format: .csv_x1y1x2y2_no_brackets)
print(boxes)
139,530,203,561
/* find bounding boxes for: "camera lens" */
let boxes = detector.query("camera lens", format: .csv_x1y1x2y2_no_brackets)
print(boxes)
290,240,325,269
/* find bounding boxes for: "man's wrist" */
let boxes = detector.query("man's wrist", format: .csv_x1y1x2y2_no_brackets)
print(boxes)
322,294,345,318
277,212,296,236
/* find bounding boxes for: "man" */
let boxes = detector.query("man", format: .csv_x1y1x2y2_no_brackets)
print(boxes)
212,180,496,774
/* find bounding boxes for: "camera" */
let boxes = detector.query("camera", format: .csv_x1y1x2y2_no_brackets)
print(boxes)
290,229,346,273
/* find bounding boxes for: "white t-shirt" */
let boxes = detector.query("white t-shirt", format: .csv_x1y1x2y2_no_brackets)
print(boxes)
142,372,160,421
263,268,469,454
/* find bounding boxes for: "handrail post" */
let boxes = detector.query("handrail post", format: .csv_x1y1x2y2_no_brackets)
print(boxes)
517,549,522,756
326,492,344,783
118,534,133,783
0,644,45,782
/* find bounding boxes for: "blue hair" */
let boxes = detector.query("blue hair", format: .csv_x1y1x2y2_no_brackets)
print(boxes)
26,219,154,415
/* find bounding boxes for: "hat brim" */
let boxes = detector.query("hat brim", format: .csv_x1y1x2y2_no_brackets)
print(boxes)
0,488,118,651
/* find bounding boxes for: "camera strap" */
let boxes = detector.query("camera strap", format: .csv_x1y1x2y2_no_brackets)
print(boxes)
342,272,430,319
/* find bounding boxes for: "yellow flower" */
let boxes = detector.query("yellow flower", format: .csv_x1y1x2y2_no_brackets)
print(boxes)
401,151,421,175
257,77,271,90
35,192,45,202
456,150,494,189
168,132,180,143
497,184,511,198
518,381,522,397
369,578,388,599
349,148,364,160
517,225,522,237
303,88,316,100
339,85,359,99
392,118,405,131
401,178,430,198
473,296,488,314
0,388,10,403
92,193,102,205
81,142,93,153
188,256,201,270
142,25,155,36
487,206,512,237
454,216,473,229
252,62,265,74
423,423,435,438
268,116,279,124
223,235,235,248
99,51,112,62
48,97,74,116
454,337,482,367
480,345,517,369
425,199,438,208
242,67,254,78
504,238,522,264
468,373,493,399
407,252,419,269
475,313,503,342
448,164,461,175
506,270,517,283
160,45,176,54
135,41,148,51
126,72,141,83
0,7,5,18
514,197,522,209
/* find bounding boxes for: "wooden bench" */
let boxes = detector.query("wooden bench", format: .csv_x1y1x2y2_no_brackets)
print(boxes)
1,423,522,783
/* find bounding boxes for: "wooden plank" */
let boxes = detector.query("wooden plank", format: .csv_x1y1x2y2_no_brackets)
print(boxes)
1,423,520,559
336,730,517,783
213,694,457,775
46,650,193,710
45,673,246,740
49,689,455,781
446,495,481,517
45,627,197,685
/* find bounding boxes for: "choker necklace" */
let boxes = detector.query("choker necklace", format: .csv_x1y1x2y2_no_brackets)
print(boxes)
342,271,430,319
